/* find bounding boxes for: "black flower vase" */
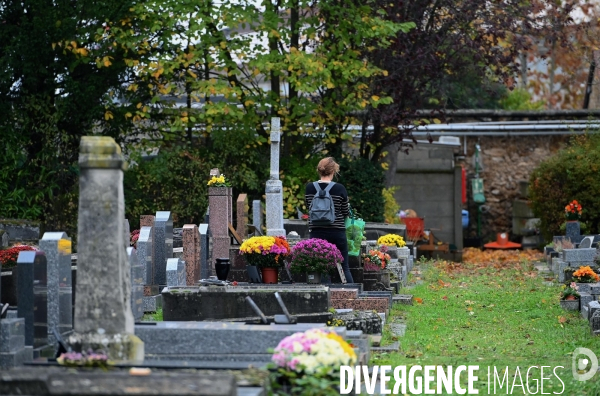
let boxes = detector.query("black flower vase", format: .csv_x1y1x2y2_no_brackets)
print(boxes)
215,258,231,281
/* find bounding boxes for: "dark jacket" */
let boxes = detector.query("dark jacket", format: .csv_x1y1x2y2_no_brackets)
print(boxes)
305,181,349,230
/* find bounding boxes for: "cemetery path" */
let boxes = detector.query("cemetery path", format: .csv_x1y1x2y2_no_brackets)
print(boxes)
374,249,600,395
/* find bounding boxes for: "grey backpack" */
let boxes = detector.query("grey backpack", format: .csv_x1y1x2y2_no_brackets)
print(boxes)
309,182,336,225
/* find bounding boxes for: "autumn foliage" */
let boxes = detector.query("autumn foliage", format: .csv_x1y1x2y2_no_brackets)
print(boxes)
435,248,544,275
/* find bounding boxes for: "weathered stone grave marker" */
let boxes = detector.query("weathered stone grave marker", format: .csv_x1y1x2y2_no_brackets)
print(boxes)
68,136,143,363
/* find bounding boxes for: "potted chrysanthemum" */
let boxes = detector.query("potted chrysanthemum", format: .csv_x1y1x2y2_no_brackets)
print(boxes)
571,265,600,294
239,236,290,284
288,238,343,284
266,328,357,395
377,233,407,259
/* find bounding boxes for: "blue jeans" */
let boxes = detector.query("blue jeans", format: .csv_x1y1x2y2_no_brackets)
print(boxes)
309,228,354,284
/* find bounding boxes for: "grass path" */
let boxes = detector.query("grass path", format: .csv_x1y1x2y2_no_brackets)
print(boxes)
374,253,600,395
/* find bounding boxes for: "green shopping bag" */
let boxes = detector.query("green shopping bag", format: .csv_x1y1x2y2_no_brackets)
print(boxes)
346,207,365,256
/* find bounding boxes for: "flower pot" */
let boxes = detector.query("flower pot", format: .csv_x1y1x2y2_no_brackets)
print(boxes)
306,272,322,284
214,258,231,281
560,299,579,311
261,267,279,284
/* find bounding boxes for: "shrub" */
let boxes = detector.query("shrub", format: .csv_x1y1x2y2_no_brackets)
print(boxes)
382,187,401,223
529,133,600,241
337,157,385,222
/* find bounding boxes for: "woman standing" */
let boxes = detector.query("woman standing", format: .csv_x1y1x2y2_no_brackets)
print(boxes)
304,157,354,283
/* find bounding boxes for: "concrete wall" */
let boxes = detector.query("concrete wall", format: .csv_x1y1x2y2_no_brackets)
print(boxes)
392,143,463,250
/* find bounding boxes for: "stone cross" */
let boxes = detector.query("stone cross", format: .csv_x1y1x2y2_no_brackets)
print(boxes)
266,118,285,236
154,211,173,286
68,136,143,363
182,224,200,285
39,231,73,353
128,247,144,322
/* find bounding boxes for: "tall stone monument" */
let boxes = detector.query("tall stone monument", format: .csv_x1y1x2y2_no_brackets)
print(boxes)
68,136,144,363
208,169,233,266
266,118,286,236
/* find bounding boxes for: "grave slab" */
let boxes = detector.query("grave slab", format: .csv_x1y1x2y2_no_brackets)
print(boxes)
0,367,237,396
162,285,329,321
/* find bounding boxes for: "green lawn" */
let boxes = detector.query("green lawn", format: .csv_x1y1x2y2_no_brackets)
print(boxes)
373,258,600,395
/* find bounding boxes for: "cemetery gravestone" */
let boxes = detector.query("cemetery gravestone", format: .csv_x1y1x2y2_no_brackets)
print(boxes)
127,247,144,321
137,227,153,286
16,251,36,346
252,200,263,233
32,251,49,348
39,232,73,353
579,236,594,249
154,211,173,286
199,224,210,279
124,218,130,250
236,194,248,239
182,225,200,286
208,170,232,265
68,136,143,363
166,258,186,287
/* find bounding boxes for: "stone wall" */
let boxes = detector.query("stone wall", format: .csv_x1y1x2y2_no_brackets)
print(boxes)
460,135,568,243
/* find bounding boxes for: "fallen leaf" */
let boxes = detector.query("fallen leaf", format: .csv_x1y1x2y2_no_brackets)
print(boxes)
415,297,423,304
558,316,567,324
442,296,448,300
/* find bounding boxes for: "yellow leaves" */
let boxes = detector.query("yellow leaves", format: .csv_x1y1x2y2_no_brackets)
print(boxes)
244,100,254,107
136,102,143,109
75,48,88,57
414,297,423,304
104,111,113,121
382,70,389,76
152,68,164,79
371,95,380,101
187,69,197,79
220,41,227,49
102,56,113,67
125,112,132,118
438,279,452,288
433,118,442,124
70,41,78,48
